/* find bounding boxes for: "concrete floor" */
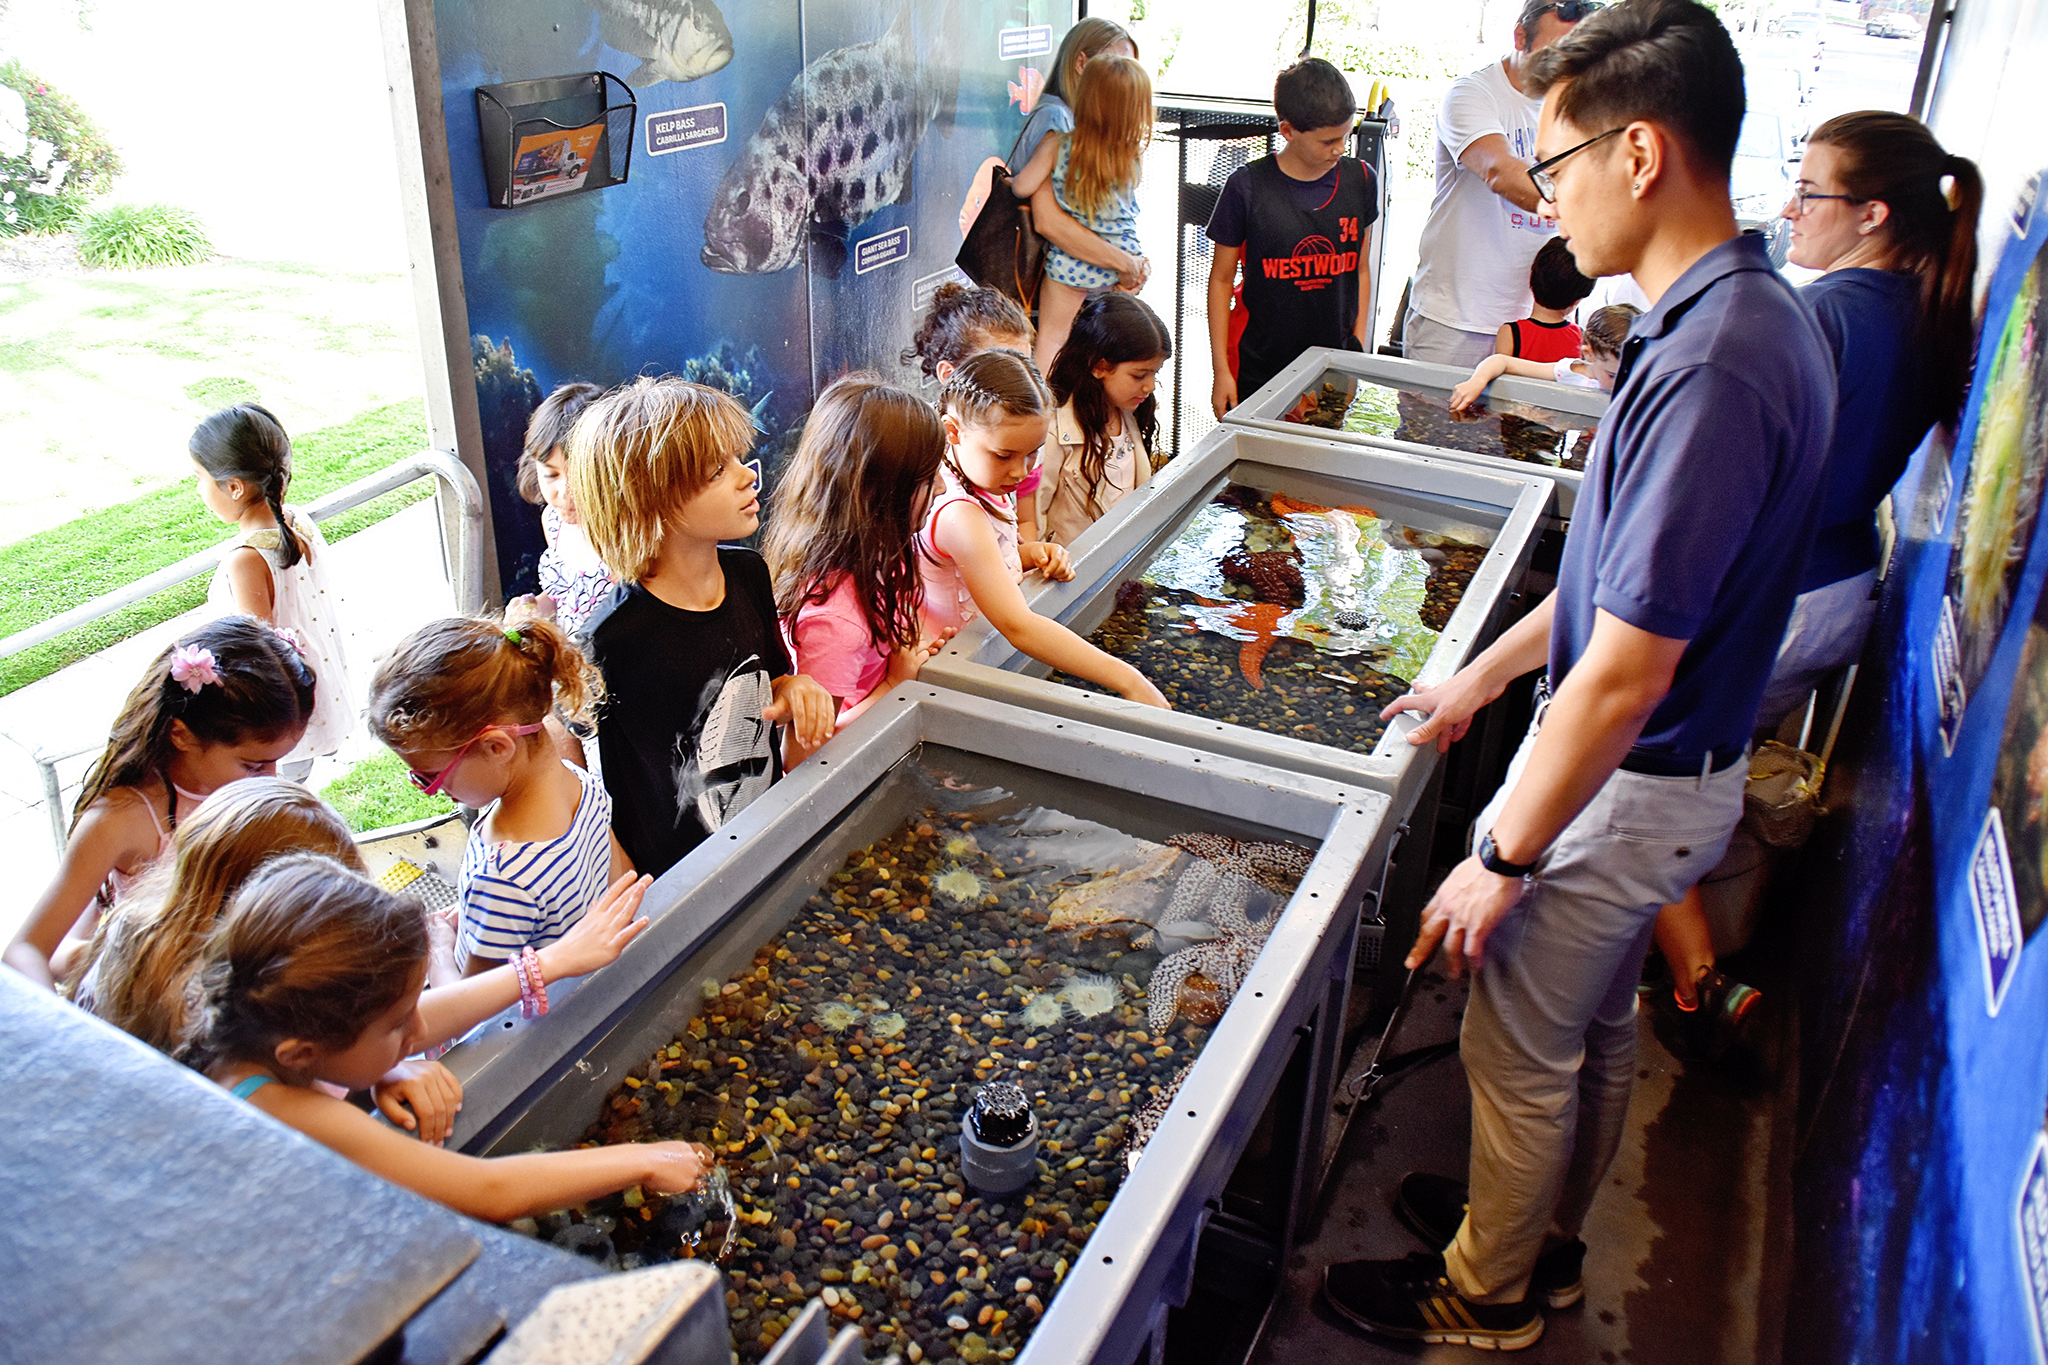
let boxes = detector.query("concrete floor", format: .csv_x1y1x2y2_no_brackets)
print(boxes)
1248,927,1796,1365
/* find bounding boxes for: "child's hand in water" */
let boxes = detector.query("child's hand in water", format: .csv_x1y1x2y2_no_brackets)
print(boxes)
1448,375,1488,412
540,872,653,980
643,1140,715,1194
766,674,836,752
373,1058,464,1145
1021,541,1074,582
1118,667,1172,710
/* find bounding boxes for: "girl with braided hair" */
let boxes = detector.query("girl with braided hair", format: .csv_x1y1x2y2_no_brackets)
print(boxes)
918,349,1168,709
193,404,354,775
3,616,314,989
369,615,633,982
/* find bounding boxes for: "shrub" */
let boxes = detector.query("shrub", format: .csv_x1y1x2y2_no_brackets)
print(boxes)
0,60,121,236
76,201,211,269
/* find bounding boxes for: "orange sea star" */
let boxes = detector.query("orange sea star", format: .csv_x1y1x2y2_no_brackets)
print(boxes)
1229,602,1289,689
1271,492,1377,520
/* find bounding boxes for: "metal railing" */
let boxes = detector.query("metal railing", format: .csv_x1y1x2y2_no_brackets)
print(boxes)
11,449,488,852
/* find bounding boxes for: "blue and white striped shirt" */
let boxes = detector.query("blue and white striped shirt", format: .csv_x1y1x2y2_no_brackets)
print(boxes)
456,762,614,967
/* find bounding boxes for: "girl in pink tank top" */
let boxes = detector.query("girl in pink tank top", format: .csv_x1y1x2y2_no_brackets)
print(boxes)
7,617,315,992
765,378,957,765
914,351,1169,709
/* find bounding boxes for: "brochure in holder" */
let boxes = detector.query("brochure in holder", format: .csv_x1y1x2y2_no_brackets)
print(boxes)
475,73,635,209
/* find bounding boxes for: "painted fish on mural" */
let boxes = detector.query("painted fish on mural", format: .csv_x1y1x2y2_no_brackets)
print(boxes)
1008,65,1043,115
700,0,959,277
592,0,734,87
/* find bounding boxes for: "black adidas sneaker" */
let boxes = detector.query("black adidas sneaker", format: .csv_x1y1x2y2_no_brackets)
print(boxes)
1323,1252,1544,1350
1394,1171,1588,1309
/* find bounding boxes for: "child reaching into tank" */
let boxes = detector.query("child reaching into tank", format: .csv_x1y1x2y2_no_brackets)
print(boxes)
66,775,649,1145
764,376,955,764
4,618,314,990
918,350,1168,709
369,616,631,984
1449,303,1640,409
192,405,353,779
179,853,696,1218
1039,290,1172,548
903,282,1051,543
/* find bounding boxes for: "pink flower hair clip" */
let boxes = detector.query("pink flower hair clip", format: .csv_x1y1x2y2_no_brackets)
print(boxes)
269,625,305,656
168,644,220,694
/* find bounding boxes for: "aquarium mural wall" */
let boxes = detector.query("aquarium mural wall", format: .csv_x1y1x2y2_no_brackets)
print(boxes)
1790,167,2048,1360
430,0,1068,590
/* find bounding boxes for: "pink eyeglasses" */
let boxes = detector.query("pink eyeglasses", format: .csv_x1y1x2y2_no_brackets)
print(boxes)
406,722,546,794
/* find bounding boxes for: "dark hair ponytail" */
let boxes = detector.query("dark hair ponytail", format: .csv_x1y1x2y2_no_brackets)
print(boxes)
1045,290,1171,516
901,283,1033,380
191,404,303,569
75,616,316,834
1806,111,1983,422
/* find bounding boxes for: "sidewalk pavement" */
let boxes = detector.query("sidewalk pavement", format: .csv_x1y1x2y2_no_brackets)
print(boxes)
0,499,459,945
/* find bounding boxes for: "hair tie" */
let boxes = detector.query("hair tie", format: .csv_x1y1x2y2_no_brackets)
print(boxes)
504,626,524,646
269,625,304,656
169,644,220,694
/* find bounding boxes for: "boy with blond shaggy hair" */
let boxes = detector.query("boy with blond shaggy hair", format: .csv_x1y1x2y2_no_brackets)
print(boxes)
569,377,833,877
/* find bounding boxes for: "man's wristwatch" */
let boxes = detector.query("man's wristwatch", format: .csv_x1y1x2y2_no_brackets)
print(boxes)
1476,832,1539,879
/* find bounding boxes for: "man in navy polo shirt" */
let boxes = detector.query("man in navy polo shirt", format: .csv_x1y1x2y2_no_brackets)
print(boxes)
1319,0,1835,1349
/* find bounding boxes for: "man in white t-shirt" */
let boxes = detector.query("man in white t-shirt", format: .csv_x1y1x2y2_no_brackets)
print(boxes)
1405,0,1597,368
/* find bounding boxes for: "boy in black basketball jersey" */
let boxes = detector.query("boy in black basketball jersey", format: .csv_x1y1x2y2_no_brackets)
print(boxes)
1206,58,1378,417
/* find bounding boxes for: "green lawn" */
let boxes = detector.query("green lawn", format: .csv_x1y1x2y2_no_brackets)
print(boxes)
320,749,457,834
0,399,432,695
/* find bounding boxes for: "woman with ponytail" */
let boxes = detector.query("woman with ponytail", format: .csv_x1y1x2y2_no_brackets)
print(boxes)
1649,111,1984,1045
369,615,632,982
193,404,354,776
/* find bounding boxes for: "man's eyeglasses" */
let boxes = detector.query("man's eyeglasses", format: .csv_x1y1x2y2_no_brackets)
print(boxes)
1526,127,1624,203
1787,187,1857,216
1530,0,1606,22
407,722,546,795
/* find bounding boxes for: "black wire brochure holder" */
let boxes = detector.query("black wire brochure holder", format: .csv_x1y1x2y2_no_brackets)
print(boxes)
476,72,636,209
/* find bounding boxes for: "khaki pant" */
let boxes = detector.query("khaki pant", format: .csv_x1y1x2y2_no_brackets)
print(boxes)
1444,721,1747,1303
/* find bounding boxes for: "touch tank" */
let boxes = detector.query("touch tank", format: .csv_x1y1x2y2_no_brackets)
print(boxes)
917,423,1551,828
442,688,1386,1365
1221,346,1609,516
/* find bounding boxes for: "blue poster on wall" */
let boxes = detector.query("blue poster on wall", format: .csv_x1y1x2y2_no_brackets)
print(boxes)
432,0,1061,592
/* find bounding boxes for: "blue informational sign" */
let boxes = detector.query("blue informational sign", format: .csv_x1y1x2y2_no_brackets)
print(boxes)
999,24,1053,59
2018,1133,2048,1364
645,103,728,156
853,226,911,274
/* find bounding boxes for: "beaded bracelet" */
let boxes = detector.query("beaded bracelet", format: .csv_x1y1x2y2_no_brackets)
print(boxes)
520,945,550,1018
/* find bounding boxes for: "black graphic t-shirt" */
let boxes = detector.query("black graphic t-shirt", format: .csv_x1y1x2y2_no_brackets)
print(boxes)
1207,154,1379,397
584,547,792,878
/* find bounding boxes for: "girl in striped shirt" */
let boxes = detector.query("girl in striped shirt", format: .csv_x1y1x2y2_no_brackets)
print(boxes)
369,616,632,981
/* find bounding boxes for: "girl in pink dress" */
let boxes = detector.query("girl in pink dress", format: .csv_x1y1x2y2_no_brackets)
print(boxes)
764,376,955,766
915,350,1167,708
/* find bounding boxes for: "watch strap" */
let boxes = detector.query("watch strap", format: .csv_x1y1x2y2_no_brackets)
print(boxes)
1477,832,1538,879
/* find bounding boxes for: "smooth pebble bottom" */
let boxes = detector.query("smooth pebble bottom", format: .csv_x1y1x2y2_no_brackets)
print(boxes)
522,805,1234,1362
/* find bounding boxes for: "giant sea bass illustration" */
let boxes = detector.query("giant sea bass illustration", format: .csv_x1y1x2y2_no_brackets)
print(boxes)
591,0,735,86
700,0,960,278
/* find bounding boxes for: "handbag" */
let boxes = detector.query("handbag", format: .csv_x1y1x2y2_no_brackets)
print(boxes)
1740,664,1857,849
955,159,1045,310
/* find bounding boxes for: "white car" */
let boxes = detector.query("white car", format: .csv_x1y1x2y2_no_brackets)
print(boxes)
1867,13,1917,37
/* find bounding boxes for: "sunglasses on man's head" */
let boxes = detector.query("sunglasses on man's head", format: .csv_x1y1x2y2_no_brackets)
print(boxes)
1533,0,1605,21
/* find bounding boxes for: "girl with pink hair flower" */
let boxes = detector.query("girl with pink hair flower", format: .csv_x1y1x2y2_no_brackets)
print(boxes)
4,617,315,990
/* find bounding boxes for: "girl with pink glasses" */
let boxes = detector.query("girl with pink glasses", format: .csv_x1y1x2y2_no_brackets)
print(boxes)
369,616,633,984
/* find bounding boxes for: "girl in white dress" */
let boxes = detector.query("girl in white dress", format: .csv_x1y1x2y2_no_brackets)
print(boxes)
193,404,353,776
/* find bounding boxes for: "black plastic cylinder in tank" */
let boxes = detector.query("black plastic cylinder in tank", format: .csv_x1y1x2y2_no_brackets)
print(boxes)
961,1081,1039,1196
